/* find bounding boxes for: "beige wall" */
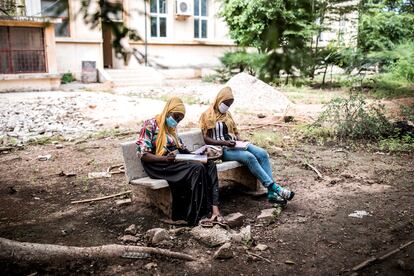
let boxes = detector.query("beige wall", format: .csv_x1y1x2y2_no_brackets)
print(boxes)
24,0,235,74
115,0,236,69
54,0,103,78
0,76,60,92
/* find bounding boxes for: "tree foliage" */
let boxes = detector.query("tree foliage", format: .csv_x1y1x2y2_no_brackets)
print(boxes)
220,0,316,78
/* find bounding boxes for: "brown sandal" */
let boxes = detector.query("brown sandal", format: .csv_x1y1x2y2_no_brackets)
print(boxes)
199,217,214,228
211,215,230,229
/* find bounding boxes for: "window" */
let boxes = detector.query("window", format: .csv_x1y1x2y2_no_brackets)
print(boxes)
150,0,167,37
41,0,70,37
0,26,46,74
194,0,207,38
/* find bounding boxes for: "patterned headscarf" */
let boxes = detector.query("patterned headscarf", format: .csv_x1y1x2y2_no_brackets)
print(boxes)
155,97,186,156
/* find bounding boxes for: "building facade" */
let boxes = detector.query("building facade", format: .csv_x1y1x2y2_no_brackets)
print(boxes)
19,0,235,80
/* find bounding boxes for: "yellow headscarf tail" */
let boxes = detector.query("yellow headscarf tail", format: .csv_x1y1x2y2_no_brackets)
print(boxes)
155,97,185,156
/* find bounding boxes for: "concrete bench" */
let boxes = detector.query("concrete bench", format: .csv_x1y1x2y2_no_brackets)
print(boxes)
121,129,261,216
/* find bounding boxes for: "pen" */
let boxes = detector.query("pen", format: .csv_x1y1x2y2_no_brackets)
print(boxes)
163,146,172,153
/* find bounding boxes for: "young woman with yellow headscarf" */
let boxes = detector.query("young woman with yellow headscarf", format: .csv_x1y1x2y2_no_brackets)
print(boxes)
199,87,295,204
136,97,223,226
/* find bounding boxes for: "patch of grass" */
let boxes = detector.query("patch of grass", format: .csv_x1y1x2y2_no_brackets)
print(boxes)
0,136,20,147
296,125,336,145
25,135,63,146
378,134,414,153
202,74,220,83
249,131,284,149
89,129,123,139
280,85,347,105
369,75,414,99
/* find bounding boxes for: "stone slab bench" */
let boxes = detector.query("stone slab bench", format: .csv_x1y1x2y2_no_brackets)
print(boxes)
121,129,261,216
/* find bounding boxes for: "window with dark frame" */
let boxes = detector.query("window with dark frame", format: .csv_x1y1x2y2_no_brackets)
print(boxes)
194,0,207,39
41,0,70,37
150,0,167,38
0,26,46,74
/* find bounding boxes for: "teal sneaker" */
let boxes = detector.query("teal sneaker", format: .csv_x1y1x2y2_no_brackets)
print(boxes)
269,184,295,201
267,190,287,205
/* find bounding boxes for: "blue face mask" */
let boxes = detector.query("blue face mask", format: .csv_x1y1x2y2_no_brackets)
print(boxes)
166,116,178,128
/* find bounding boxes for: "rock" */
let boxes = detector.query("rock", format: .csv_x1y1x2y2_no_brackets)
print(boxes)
119,235,139,243
190,225,231,247
144,262,157,270
116,198,132,206
88,172,112,179
226,73,292,113
224,212,245,228
257,113,266,119
285,260,295,265
213,242,233,259
124,224,137,235
257,207,282,224
146,228,170,244
254,244,268,251
230,225,251,243
37,154,52,161
55,144,64,149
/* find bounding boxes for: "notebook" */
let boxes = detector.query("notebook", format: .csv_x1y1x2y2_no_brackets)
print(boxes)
227,141,250,150
175,154,208,163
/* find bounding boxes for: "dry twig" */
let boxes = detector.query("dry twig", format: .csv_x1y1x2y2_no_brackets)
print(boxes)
71,190,132,204
246,250,271,263
352,240,414,272
305,163,324,179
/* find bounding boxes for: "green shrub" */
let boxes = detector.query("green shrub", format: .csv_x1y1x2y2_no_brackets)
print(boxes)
61,72,75,84
400,103,414,122
315,94,392,141
379,134,414,153
220,50,267,79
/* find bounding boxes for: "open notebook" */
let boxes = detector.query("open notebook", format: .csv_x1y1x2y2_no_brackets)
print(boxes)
175,154,208,163
227,141,250,150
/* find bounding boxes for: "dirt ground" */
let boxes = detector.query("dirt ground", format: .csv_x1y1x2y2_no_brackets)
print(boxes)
0,124,413,275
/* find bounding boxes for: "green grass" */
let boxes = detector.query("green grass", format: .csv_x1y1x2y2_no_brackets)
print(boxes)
249,131,284,149
378,135,414,153
280,85,348,105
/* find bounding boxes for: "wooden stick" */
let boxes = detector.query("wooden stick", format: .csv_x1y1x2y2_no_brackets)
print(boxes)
107,164,125,174
378,240,414,261
0,237,195,262
0,146,14,152
246,250,271,263
305,163,323,179
352,240,414,272
71,190,132,204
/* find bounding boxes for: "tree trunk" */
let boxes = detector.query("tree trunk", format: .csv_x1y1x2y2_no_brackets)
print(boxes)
322,64,328,85
0,237,195,263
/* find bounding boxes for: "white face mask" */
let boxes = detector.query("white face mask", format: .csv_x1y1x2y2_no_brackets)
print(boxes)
218,103,230,114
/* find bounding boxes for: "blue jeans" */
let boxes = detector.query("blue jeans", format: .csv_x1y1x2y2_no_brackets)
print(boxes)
222,144,274,188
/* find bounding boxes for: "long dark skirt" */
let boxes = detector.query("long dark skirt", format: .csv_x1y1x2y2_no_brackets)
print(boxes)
142,160,219,226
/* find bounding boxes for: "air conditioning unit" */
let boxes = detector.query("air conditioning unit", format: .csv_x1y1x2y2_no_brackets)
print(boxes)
176,0,192,17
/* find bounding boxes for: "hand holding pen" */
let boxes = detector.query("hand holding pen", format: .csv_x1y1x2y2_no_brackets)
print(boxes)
164,146,176,163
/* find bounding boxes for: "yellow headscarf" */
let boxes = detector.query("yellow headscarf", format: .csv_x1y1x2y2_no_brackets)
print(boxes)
155,97,186,156
199,86,238,135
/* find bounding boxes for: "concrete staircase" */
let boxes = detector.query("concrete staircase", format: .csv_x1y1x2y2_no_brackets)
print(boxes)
104,66,165,87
